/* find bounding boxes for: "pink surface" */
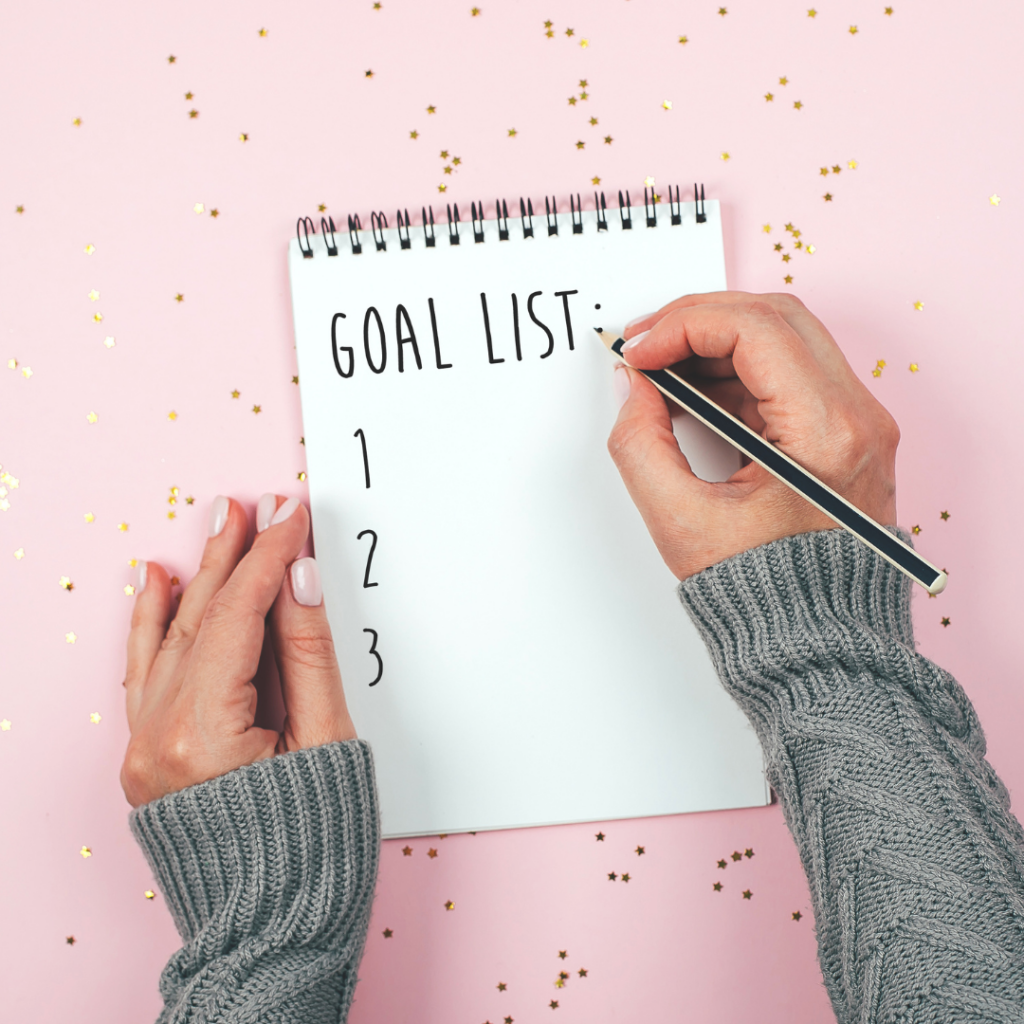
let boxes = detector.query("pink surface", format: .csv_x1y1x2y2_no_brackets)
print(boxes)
1,2,1022,1020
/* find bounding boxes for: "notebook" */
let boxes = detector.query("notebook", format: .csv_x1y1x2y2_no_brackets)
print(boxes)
288,189,769,838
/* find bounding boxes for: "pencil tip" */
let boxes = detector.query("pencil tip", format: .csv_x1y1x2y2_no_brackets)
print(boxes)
593,326,603,334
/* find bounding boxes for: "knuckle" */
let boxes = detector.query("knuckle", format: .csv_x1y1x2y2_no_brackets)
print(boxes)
763,291,806,313
160,729,194,777
744,299,781,321
283,630,338,670
161,616,196,652
121,740,152,792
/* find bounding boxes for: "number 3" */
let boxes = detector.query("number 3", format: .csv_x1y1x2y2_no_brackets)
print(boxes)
363,628,383,686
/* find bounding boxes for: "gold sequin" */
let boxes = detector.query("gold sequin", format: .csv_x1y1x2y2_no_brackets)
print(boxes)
90,712,102,724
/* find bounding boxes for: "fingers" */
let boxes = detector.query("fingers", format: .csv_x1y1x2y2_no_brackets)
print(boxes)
190,496,311,688
124,560,172,732
164,496,249,654
270,557,357,751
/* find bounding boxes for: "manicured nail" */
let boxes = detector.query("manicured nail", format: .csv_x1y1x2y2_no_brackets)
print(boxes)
622,329,650,352
613,365,631,408
208,495,230,538
625,313,655,332
137,561,147,595
270,496,301,527
291,557,323,607
256,492,278,533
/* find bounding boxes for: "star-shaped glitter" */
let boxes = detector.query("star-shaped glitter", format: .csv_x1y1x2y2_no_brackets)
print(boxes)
90,712,102,724
188,109,199,119
807,7,817,15
820,167,830,176
990,194,1001,206
169,575,180,586
731,851,742,862
72,117,82,127
717,859,727,869
554,977,565,989
118,522,129,532
911,524,921,535
793,100,803,109
1,719,11,730
806,244,816,254
773,242,783,251
565,27,574,36
471,7,480,15
678,34,688,44
544,19,552,28
66,935,76,944
849,25,858,34
124,584,135,596
568,96,577,106
621,872,631,882
440,149,449,159
824,193,833,201
595,832,605,841
578,968,588,977
193,202,204,214
168,410,178,421
383,927,393,937
497,982,507,991
15,205,24,213
174,293,184,302
940,511,950,521
718,6,727,13
444,900,455,910
144,890,156,899
428,848,438,858
579,90,589,101
239,133,249,141
848,159,858,169
549,1001,559,1010
607,871,617,881
437,183,447,192
941,617,951,627
556,950,567,960
587,117,599,128
909,362,919,372
604,135,613,144
80,846,91,858
185,91,194,100
60,576,74,591
662,99,673,110
742,889,753,899
782,253,791,262
374,1,382,7
635,846,645,856
792,910,803,920
402,845,413,855
713,881,723,891
913,301,924,311
13,548,24,560
252,404,262,414
443,164,453,174
167,55,176,63
507,128,517,136
721,152,730,161
504,1018,514,1024
575,140,585,149
744,848,754,858
427,105,436,114
259,27,267,36
779,76,789,86
409,130,419,139
784,274,793,283
764,92,774,101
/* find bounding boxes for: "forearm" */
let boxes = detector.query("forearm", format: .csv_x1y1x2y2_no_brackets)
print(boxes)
130,739,379,1024
679,530,1024,1023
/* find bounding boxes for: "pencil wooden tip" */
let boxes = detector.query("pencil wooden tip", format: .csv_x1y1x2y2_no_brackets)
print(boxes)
594,329,620,353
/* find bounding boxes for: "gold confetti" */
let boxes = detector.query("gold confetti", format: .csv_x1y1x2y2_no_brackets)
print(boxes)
84,512,94,523
909,362,919,372
239,133,249,141
15,205,24,214
231,389,240,398
604,135,613,144
14,549,24,560
144,890,156,899
86,411,98,424
174,293,184,302
823,193,833,201
72,117,82,127
911,524,921,535
588,116,598,125
0,719,10,731
806,244,816,254
832,165,842,174
913,301,924,311
793,100,803,109
568,96,577,106
93,313,103,323
784,274,793,283
941,616,951,627
188,109,199,119
471,6,480,14
440,150,449,159
124,584,135,596
591,176,601,185
820,167,829,176
297,471,307,481
579,90,589,101
718,6,727,13
104,336,116,348
79,846,91,858
437,183,447,192
59,576,73,591
170,575,180,585
193,202,204,214
66,632,77,643
721,152,730,161
779,76,789,85
365,69,374,78
807,8,817,15
402,845,413,855
742,889,753,899
885,6,894,14
167,55,176,63
848,159,858,169
427,105,436,114
409,130,419,139
678,35,688,44
252,404,262,414
444,900,455,910
575,140,585,150
168,510,176,520
84,244,95,255
550,1001,559,1009
7,358,16,369
90,712,101,724
765,92,774,102
565,27,574,36
644,176,655,187
941,510,950,521
258,27,267,36
990,194,1001,206
383,927,393,937
185,91,193,100
168,410,178,421
118,522,129,532
849,25,858,34
579,37,589,47
662,99,673,110
128,558,137,567
507,128,517,137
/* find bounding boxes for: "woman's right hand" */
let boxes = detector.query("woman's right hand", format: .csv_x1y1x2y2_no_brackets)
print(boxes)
607,292,900,582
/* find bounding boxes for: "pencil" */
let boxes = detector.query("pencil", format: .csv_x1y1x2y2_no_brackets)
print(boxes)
596,329,947,595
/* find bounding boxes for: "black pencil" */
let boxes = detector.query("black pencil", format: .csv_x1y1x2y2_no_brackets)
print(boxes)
596,329,947,595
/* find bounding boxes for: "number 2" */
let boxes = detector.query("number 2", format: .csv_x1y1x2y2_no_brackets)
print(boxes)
357,529,379,588
363,628,383,686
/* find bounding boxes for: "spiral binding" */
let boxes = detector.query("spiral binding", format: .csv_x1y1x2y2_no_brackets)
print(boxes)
296,185,708,256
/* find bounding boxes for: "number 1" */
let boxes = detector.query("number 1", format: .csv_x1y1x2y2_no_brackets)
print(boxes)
354,429,370,488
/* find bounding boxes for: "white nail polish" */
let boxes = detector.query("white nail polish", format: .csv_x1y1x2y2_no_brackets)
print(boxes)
256,492,277,533
291,557,323,607
621,329,650,352
625,312,655,332
270,496,301,527
208,495,229,538
613,365,631,408
137,561,147,595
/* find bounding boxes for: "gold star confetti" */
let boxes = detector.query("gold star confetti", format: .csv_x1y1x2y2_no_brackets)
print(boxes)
909,362,919,372
402,845,413,855
941,617,951,627
765,92,774,101
718,6,727,13
124,584,135,596
849,25,858,34
885,5,893,13
297,471,307,482
913,301,924,311
374,1,382,7
829,165,841,174
794,240,803,249
565,27,574,36
169,575,180,586
604,135,613,144
807,7,817,15
80,846,92,858
549,1001,559,1009
7,358,16,369
745,848,754,858
128,558,137,567
911,524,921,535
507,128,517,137
662,99,673,110
259,27,267,36
713,881,723,891
104,336,115,348
578,969,588,977
175,293,184,302
168,410,178,421
579,38,588,48
292,375,299,384
941,510,950,521
721,151,730,161
575,140,585,149
437,183,447,192
595,832,605,841
210,208,219,218
558,950,568,959
409,130,419,139
66,631,77,643
792,910,803,920
239,132,249,141
579,79,588,87
66,935,76,945
167,510,176,520
782,254,791,263
84,243,95,255
93,313,103,323
167,55,176,63
579,90,589,101
428,848,439,858
820,167,829,176
145,890,156,899
990,194,1001,206
848,159,858,169
86,411,98,424
742,889,753,899
784,274,794,283
72,117,82,127
621,872,631,882
607,871,617,881
444,900,455,910
644,176,655,188
443,164,453,174
554,977,565,989
252,404,262,414
14,549,24,560
793,100,803,109
193,203,204,214
90,712,102,724
118,522,129,533
824,193,833,202
440,149,449,159
872,369,881,378
568,96,577,106
365,69,374,78
779,76,789,85
588,116,598,126
471,6,480,14
678,35,688,44
731,851,742,862
427,105,436,114
60,576,74,591
188,109,199,119
231,389,240,398
185,91,193,100
546,27,554,37
806,244,816,254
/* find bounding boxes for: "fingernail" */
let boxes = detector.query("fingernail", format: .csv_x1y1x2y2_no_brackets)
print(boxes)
625,312,655,332
270,496,301,527
613,365,631,408
137,561,147,595
291,557,323,607
208,495,230,538
622,329,650,353
256,492,278,533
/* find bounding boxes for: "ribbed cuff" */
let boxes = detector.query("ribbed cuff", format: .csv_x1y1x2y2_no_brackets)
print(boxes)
129,740,379,960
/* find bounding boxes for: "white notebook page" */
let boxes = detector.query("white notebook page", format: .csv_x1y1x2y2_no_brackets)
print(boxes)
288,199,768,837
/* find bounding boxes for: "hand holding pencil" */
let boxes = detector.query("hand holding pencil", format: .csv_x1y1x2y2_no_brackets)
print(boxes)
606,291,919,585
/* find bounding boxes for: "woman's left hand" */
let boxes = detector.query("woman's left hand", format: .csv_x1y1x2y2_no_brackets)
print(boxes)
120,494,357,808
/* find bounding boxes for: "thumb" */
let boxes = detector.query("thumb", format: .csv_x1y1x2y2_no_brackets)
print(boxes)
270,557,358,752
607,364,709,530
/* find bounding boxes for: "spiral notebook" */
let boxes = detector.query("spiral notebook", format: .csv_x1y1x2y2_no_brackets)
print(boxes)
288,188,769,838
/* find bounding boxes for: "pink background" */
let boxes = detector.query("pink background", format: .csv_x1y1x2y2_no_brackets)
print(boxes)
2,1,1022,1020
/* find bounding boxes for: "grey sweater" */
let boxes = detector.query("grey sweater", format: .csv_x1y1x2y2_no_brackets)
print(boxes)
131,531,1024,1023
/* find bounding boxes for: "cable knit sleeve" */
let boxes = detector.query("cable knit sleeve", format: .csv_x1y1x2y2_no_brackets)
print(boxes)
678,530,1024,1023
130,739,379,1024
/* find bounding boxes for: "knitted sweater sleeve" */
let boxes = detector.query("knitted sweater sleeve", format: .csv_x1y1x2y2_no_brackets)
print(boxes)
678,530,1024,1023
129,739,379,1024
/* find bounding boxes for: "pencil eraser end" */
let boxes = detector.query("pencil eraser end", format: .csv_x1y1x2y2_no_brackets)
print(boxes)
927,570,948,596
